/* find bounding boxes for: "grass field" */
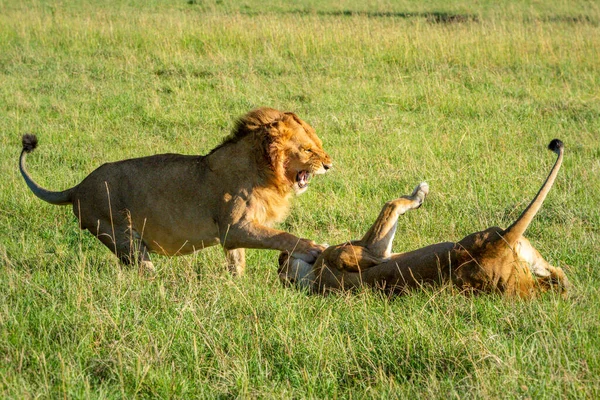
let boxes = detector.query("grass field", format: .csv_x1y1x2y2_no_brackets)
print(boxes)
1,0,600,397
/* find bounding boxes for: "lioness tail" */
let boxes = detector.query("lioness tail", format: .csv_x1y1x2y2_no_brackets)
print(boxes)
502,139,564,245
19,134,73,206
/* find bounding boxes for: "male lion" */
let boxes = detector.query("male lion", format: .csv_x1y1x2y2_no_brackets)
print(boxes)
279,140,569,298
20,108,332,274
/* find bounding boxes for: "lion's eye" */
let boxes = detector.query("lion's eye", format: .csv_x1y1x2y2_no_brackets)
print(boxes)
304,148,312,154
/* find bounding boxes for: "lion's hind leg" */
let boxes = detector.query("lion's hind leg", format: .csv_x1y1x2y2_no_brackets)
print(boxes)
87,218,155,274
358,182,429,258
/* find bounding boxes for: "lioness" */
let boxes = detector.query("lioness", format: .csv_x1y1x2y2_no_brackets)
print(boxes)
279,140,569,297
20,108,332,274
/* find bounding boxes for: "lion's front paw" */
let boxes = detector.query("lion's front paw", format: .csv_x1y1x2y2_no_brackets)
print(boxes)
292,239,324,263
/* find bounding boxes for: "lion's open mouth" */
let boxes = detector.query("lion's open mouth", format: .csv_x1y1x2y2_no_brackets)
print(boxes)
296,170,311,189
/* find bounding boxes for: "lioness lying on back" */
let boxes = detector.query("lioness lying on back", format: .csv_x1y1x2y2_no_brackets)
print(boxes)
20,108,332,275
279,140,569,298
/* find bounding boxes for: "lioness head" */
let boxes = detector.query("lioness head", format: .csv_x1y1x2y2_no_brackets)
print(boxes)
232,108,332,194
278,251,315,288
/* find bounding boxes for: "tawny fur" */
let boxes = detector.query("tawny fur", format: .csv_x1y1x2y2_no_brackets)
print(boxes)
20,108,332,275
279,140,569,298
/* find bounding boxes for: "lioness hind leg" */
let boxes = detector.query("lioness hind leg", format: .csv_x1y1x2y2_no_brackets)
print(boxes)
358,182,429,258
225,248,246,276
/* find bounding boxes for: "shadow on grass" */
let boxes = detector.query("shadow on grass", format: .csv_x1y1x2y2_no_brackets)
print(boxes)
534,14,599,25
292,10,479,24
186,2,600,26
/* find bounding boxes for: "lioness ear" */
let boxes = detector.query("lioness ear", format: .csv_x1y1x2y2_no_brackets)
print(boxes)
278,251,291,271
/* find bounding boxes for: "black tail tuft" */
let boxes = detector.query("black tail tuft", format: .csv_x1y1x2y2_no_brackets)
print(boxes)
548,139,564,155
22,134,38,153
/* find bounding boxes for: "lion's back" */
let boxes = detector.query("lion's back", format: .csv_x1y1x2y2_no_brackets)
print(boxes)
71,153,212,220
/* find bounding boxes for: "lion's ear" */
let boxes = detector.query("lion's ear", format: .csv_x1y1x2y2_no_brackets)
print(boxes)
260,122,285,173
284,112,301,125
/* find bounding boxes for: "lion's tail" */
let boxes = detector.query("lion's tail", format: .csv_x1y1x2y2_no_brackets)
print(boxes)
19,134,73,205
502,139,564,245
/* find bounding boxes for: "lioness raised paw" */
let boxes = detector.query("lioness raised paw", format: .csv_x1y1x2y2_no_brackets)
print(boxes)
408,181,429,208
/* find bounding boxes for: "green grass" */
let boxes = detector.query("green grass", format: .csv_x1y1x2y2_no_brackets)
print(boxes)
1,0,600,397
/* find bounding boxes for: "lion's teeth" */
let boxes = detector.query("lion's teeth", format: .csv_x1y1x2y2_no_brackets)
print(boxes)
295,170,312,189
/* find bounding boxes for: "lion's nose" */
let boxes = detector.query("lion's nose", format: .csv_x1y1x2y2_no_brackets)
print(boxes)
323,163,332,171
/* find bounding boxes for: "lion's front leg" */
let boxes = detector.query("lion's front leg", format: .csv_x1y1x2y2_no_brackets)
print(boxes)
358,182,429,258
221,222,324,264
224,248,246,276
